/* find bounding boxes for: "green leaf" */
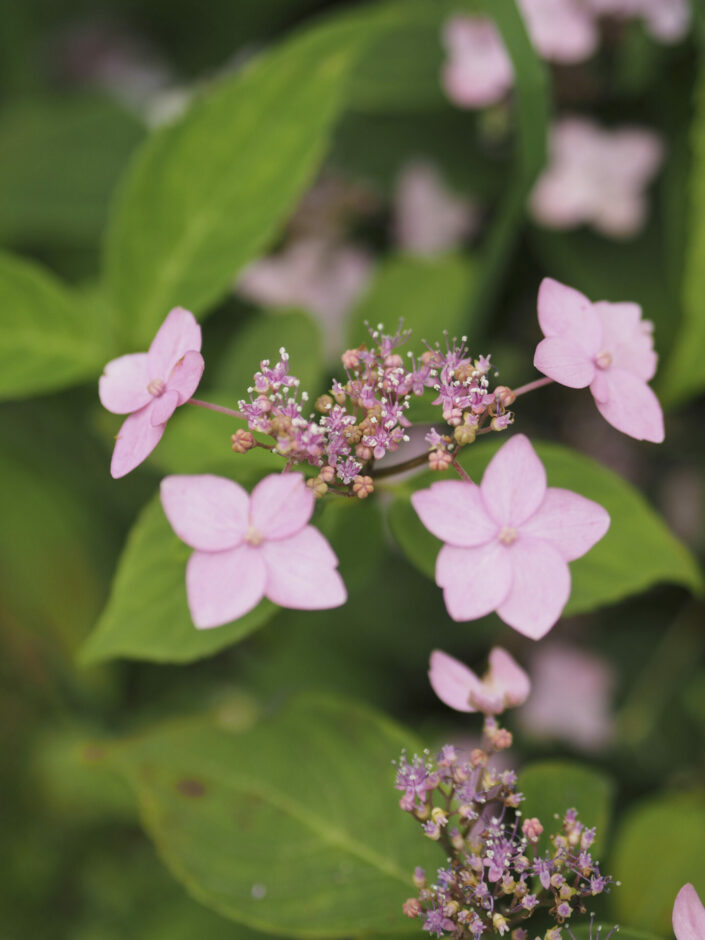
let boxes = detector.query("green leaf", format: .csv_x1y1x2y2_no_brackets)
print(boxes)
81,495,277,665
345,253,476,348
316,495,385,595
611,792,705,934
0,251,104,400
519,760,614,858
104,7,401,348
110,694,438,936
387,439,703,615
0,94,144,246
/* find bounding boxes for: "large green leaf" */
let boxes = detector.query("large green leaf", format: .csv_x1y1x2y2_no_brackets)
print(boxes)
109,694,437,936
0,252,104,400
80,495,277,665
611,792,705,934
387,439,702,616
104,6,403,348
519,760,614,858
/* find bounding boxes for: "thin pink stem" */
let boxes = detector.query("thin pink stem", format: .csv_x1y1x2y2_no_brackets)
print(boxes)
450,456,472,483
187,398,244,420
511,376,553,399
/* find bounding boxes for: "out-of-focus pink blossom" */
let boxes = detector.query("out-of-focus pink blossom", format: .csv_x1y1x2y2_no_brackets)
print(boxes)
673,883,705,940
160,472,346,628
393,162,479,257
237,236,373,359
411,435,610,639
517,641,615,751
587,0,691,43
99,307,204,478
530,117,663,238
429,648,531,715
534,277,665,442
441,16,514,109
518,0,599,63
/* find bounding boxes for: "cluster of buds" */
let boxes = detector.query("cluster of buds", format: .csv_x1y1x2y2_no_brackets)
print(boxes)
395,719,614,938
237,324,511,494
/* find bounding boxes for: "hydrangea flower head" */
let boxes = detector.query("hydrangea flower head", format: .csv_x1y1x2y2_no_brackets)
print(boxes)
530,117,663,238
673,883,705,940
441,16,514,109
411,434,610,638
518,0,598,63
160,472,346,628
99,307,204,478
534,277,665,442
429,647,530,714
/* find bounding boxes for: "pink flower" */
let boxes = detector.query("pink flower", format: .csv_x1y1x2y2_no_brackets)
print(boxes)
534,277,665,442
530,117,663,238
429,648,530,714
99,307,204,478
411,435,610,639
160,472,346,628
518,0,598,64
587,0,690,43
441,17,514,109
673,884,705,940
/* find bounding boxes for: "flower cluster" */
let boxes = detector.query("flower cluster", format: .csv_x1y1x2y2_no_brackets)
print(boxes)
396,723,615,938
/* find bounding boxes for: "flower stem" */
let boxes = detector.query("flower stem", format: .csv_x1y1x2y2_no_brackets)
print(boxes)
450,456,471,483
511,376,553,398
187,398,244,419
371,451,430,479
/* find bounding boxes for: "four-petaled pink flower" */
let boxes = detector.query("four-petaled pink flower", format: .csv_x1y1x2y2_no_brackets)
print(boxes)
160,472,346,628
411,434,610,639
673,883,705,940
441,17,514,109
534,277,665,443
429,647,530,715
99,307,205,478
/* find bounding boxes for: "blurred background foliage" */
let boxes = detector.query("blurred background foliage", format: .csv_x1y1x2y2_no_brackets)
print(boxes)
1,0,705,937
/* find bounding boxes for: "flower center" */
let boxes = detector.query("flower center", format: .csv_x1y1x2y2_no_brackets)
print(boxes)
147,377,166,397
594,350,612,370
245,525,264,546
498,526,518,546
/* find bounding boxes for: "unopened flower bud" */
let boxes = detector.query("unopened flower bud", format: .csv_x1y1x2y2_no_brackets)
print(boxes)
423,820,441,840
454,424,476,446
493,728,513,750
352,475,374,498
450,827,465,850
492,912,509,935
429,448,452,471
413,867,426,889
231,429,255,453
319,465,336,483
495,385,517,407
431,807,448,826
403,898,421,918
341,349,360,369
522,817,544,843
385,354,403,368
343,425,363,444
331,385,347,405
355,444,373,461
306,476,328,498
315,394,333,413
256,393,272,413
470,748,487,768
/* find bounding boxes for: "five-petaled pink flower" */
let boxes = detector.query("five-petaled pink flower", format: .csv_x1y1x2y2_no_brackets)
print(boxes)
161,472,346,628
429,647,530,715
441,17,514,109
534,277,665,443
99,307,205,478
673,883,705,940
411,434,610,639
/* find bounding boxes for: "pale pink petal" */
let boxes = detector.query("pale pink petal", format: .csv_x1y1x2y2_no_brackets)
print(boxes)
519,0,598,64
147,307,201,380
99,353,151,414
249,473,314,540
592,192,647,238
537,278,602,356
110,404,164,479
496,538,570,639
488,647,531,706
150,389,179,426
593,301,657,381
590,369,610,404
186,544,266,629
428,649,483,713
530,169,596,229
533,336,596,388
441,17,514,109
590,368,665,442
481,435,547,527
260,526,346,609
644,0,690,42
411,481,497,548
165,349,205,403
160,474,249,551
673,884,705,940
436,542,513,622
521,488,610,561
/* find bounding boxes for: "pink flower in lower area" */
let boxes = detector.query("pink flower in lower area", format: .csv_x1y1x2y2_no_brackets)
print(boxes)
99,307,204,478
441,17,514,109
161,472,346,628
530,117,663,238
534,277,665,442
429,648,530,714
518,0,598,63
411,435,609,639
673,884,705,940
587,0,691,43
